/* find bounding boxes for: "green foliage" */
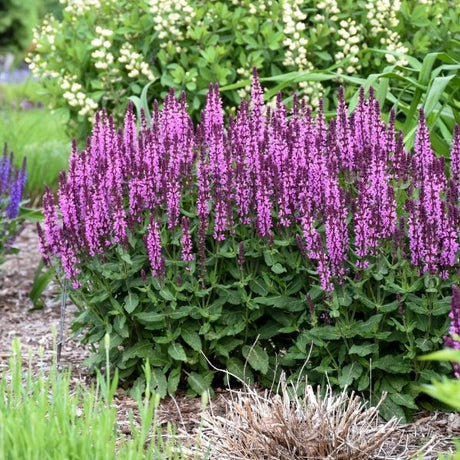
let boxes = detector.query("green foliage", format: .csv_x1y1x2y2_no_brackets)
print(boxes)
420,344,460,459
0,80,71,203
67,217,456,421
399,1,460,57
420,346,460,411
0,0,38,55
0,338,191,459
28,0,459,138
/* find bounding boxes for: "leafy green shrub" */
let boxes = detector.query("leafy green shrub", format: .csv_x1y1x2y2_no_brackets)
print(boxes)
0,0,38,56
0,144,27,265
39,76,459,420
27,0,459,138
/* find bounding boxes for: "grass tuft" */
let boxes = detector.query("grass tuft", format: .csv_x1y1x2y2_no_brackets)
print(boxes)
0,338,191,459
194,373,401,459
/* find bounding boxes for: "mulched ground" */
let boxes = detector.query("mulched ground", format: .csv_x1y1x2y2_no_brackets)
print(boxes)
0,223,459,459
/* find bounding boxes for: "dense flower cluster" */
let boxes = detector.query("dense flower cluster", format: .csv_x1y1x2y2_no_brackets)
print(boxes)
39,75,459,292
149,0,195,50
118,43,155,81
335,19,363,75
365,0,409,65
60,0,107,17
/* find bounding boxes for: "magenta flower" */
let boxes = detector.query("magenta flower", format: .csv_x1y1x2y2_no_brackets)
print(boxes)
445,285,460,378
180,216,194,264
145,216,165,277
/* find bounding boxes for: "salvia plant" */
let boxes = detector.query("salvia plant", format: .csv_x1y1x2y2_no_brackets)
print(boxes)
39,73,459,421
0,144,27,265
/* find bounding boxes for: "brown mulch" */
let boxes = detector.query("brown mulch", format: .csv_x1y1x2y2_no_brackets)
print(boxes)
0,223,459,458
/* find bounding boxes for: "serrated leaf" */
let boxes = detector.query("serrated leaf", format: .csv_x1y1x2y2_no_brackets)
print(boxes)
122,341,154,362
181,327,202,352
242,344,269,374
349,343,378,357
338,362,363,387
168,342,187,361
134,311,165,323
187,371,213,395
159,288,175,301
248,279,268,296
379,394,407,423
124,292,139,314
373,355,412,373
389,392,418,410
120,252,133,265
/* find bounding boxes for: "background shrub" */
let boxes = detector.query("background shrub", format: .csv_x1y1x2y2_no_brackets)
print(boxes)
0,79,71,203
27,0,459,139
40,76,459,420
0,0,38,57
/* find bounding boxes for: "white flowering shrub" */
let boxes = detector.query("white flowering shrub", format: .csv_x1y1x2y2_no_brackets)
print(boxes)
28,0,459,137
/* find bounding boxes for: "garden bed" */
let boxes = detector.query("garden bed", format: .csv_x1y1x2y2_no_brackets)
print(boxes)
0,223,458,458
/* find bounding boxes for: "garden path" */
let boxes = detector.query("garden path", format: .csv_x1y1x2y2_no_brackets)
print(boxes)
0,223,458,458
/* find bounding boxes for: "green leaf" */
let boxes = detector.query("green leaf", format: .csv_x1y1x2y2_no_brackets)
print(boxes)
421,379,460,411
159,288,175,301
167,366,181,395
214,337,244,358
253,295,304,311
373,355,412,374
263,249,275,266
338,362,363,387
249,279,268,296
181,327,202,352
168,342,187,361
170,305,194,319
349,343,378,357
124,292,139,314
424,75,456,116
150,368,168,398
242,344,269,374
134,311,165,324
187,371,213,395
122,341,154,362
271,262,287,274
420,348,460,364
29,261,55,310
389,392,418,410
226,357,253,383
379,395,407,423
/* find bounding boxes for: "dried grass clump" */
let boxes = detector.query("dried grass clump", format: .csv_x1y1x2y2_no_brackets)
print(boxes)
194,376,400,459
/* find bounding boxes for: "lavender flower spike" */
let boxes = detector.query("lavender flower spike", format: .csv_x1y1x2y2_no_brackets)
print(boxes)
445,285,460,378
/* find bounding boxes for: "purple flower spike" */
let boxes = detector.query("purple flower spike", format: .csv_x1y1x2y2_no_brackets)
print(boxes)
180,216,194,264
6,157,27,219
145,216,165,277
445,285,460,378
451,124,460,197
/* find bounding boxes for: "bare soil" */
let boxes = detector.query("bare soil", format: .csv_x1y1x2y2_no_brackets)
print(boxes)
0,223,459,459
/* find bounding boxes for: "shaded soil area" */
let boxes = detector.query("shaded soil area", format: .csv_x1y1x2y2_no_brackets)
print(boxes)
0,224,459,458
